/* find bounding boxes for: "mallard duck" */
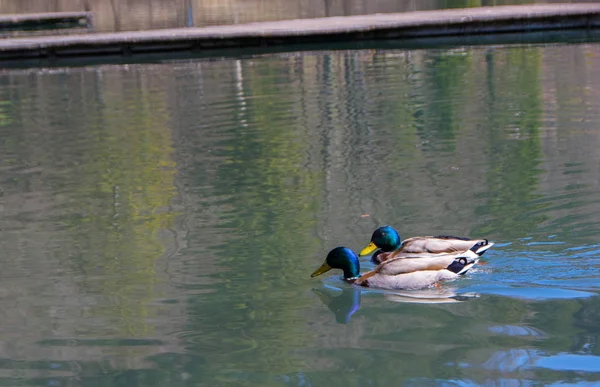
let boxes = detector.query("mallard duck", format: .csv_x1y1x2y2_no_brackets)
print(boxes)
360,225,493,265
310,247,475,290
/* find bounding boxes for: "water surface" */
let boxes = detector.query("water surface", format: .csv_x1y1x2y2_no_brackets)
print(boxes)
1,40,600,385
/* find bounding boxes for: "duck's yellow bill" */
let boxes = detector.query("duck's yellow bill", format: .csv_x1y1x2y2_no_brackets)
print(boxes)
359,242,377,256
311,262,332,278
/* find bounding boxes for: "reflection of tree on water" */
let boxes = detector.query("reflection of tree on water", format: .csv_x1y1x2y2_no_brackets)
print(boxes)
475,47,546,239
1,38,599,387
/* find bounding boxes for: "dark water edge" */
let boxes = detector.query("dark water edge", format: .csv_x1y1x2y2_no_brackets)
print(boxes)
3,28,600,70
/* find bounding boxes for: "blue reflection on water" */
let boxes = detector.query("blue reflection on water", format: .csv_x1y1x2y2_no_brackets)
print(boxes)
536,353,600,373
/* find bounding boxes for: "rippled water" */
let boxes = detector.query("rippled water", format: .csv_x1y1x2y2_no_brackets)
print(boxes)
1,40,600,385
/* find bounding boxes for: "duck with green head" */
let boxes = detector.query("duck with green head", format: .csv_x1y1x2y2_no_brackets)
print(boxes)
360,226,493,268
311,247,474,290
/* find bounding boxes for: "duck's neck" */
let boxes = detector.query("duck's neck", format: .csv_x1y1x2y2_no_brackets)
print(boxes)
341,259,360,280
371,249,388,264
381,231,402,252
383,240,401,252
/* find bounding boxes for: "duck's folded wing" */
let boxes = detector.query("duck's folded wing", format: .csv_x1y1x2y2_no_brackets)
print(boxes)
376,255,456,275
399,237,490,255
363,270,460,290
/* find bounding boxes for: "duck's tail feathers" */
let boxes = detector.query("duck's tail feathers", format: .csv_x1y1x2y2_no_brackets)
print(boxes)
446,257,479,275
470,240,494,256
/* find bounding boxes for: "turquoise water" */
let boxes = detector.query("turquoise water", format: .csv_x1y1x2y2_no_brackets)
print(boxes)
1,41,600,385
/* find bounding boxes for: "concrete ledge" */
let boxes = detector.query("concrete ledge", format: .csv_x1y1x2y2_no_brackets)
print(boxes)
1,4,600,61
2,28,598,70
0,12,91,31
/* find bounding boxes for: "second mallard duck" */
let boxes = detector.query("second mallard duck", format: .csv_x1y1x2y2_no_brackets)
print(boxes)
360,225,494,266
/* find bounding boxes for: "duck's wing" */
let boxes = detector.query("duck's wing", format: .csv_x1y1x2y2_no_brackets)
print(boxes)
394,236,493,256
357,269,460,290
354,255,478,290
375,255,457,275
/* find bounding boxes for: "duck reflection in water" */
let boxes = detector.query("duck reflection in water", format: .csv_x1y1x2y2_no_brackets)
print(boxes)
312,286,479,324
312,287,362,324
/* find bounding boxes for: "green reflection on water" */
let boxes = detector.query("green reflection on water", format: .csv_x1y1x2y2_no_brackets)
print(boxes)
1,41,600,387
175,59,324,383
474,47,547,239
0,100,11,127
65,76,178,337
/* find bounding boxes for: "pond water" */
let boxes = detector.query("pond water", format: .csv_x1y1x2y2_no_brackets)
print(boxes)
1,39,600,386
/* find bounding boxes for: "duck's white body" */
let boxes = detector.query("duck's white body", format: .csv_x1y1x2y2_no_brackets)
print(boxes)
351,257,477,290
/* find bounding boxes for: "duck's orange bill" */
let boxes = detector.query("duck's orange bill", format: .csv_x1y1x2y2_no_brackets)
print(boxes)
311,262,332,278
359,242,377,256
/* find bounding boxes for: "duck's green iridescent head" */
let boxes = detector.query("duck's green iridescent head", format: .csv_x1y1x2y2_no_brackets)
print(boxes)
311,247,360,280
359,225,401,256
